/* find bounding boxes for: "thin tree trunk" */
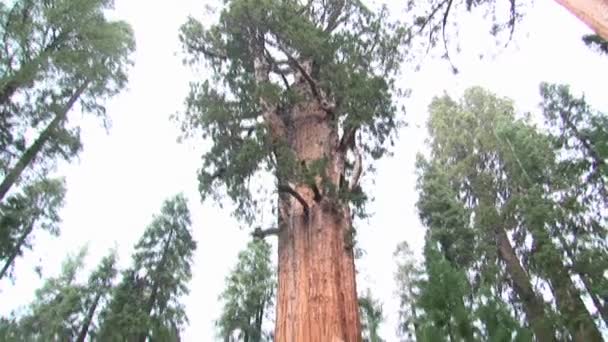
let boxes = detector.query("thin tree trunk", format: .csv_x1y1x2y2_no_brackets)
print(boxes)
554,0,608,41
76,291,102,342
273,71,361,341
0,219,34,280
495,226,556,341
555,231,608,327
409,292,420,341
531,229,602,341
137,226,175,342
0,81,88,202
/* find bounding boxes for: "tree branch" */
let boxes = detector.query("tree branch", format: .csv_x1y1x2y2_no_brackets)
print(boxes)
252,227,281,239
264,48,291,90
339,125,357,151
267,36,335,114
349,142,363,191
278,184,310,217
252,39,287,141
324,0,346,33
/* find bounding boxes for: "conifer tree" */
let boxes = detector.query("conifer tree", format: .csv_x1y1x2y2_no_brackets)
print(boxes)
178,1,408,339
97,194,196,342
0,0,135,279
414,87,605,341
217,239,275,342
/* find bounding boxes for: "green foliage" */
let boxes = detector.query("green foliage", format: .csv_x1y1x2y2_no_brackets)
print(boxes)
0,177,65,280
358,289,385,342
0,247,119,341
411,84,607,340
177,0,408,224
0,0,135,283
0,0,135,172
97,194,196,342
539,82,608,325
582,34,608,56
217,239,275,342
3,247,89,341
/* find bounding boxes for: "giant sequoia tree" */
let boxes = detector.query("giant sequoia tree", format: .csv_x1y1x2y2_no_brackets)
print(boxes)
178,1,407,340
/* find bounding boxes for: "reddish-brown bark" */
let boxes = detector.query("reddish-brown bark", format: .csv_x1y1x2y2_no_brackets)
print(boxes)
554,0,608,40
272,69,361,341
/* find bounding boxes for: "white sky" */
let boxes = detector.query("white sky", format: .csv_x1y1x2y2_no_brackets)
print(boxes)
1,0,608,341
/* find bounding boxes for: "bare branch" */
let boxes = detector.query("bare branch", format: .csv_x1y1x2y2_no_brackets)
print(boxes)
339,126,357,151
324,0,346,33
267,36,335,114
278,184,310,217
349,142,363,191
264,48,292,90
311,183,322,202
252,227,281,239
252,38,287,141
186,40,228,60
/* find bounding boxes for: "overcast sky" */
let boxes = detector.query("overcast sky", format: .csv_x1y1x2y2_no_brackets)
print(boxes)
1,0,608,341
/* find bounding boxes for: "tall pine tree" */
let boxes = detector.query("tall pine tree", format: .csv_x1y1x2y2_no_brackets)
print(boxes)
0,0,135,280
97,194,196,342
217,239,275,342
414,87,605,341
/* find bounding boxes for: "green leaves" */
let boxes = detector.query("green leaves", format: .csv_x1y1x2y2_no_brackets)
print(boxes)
178,0,408,223
0,177,66,280
0,0,135,281
413,84,608,340
217,239,275,342
98,194,196,342
358,289,385,342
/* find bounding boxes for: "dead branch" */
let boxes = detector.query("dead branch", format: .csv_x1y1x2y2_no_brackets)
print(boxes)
267,36,335,114
278,184,310,217
252,227,281,239
349,141,362,191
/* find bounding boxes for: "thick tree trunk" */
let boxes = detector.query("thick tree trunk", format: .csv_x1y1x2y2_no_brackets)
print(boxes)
275,200,361,342
554,0,608,41
273,77,361,341
0,81,88,202
531,230,602,341
495,226,556,341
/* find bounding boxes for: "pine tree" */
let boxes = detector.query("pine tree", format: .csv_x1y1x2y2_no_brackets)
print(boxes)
0,177,65,280
414,87,604,341
12,247,89,341
540,83,608,326
393,241,422,341
0,0,135,201
0,0,135,280
0,248,119,341
358,289,385,342
217,239,275,342
97,194,196,342
76,250,119,342
177,1,408,339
